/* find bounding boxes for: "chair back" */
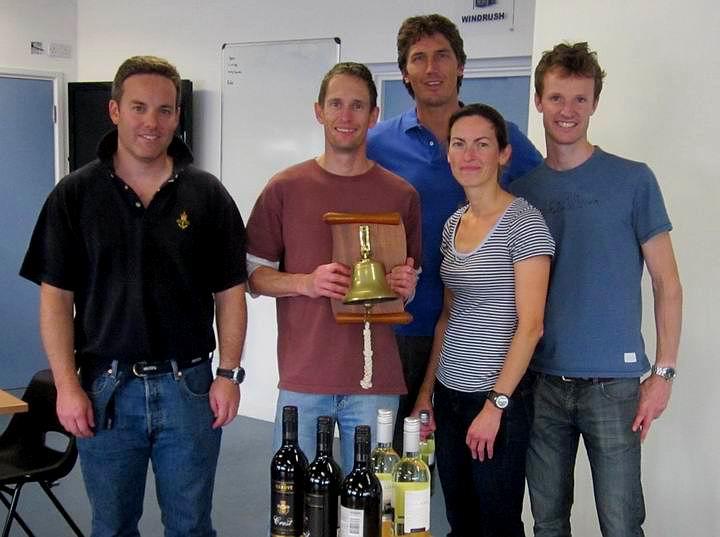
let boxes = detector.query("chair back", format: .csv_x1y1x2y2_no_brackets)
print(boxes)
0,369,78,483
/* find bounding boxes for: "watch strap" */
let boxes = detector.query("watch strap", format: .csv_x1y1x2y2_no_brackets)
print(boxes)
651,365,676,382
216,366,245,385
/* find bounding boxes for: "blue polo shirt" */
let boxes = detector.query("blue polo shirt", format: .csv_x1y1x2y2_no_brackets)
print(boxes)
368,107,542,336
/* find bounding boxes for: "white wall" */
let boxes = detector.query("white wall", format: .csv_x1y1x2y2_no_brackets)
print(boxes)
530,1,720,535
74,0,536,421
75,0,534,177
1,0,77,176
0,0,77,79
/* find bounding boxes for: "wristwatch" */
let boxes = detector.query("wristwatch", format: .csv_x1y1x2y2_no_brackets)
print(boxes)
487,390,510,410
216,366,245,385
651,365,677,383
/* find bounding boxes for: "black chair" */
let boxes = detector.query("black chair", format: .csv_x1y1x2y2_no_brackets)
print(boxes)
0,370,85,537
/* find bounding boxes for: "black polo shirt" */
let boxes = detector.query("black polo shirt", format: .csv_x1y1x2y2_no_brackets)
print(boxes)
20,130,247,365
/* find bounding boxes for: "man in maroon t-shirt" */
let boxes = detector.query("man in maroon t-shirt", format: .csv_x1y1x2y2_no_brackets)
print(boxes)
246,62,421,473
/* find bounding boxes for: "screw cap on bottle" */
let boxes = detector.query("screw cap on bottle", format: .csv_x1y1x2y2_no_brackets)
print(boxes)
403,416,420,433
377,408,394,425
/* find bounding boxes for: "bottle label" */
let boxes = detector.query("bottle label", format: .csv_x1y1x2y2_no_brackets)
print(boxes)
304,492,331,537
272,480,299,536
394,483,430,534
376,473,395,515
339,505,364,537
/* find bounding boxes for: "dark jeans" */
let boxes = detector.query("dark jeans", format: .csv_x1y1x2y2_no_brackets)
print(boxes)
434,378,533,537
527,374,645,537
394,335,434,453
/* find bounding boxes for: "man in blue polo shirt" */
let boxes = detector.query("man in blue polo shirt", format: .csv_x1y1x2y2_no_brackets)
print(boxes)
367,13,542,450
510,42,682,537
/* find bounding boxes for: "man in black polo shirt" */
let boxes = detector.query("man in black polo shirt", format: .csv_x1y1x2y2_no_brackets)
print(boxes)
20,56,247,536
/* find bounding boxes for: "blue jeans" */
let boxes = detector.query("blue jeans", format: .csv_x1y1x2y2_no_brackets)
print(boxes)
273,390,399,476
77,361,221,537
433,378,533,537
527,374,645,537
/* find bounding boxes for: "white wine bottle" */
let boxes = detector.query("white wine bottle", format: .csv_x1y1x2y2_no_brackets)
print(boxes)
392,417,430,536
418,410,436,496
370,408,400,523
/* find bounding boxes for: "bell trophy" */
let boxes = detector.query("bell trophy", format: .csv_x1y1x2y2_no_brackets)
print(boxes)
323,212,413,389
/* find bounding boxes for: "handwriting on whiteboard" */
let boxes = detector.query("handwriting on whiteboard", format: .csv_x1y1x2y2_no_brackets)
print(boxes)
225,55,243,86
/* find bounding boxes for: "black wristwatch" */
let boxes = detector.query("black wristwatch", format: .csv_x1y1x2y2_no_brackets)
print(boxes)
487,390,510,410
216,366,245,385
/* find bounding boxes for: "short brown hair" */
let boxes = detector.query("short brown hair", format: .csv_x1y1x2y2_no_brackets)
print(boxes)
535,42,606,101
317,62,378,109
111,55,182,106
397,14,467,98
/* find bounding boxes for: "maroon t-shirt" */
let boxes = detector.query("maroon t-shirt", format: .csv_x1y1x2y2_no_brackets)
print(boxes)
247,159,421,394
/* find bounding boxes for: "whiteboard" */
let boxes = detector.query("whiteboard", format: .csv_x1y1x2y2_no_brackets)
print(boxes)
221,38,340,217
220,38,340,421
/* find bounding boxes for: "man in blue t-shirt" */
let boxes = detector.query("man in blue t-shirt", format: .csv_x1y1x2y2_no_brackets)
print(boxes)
510,42,682,537
367,13,542,451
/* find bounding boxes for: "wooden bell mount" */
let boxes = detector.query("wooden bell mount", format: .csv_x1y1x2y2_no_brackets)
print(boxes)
323,212,412,325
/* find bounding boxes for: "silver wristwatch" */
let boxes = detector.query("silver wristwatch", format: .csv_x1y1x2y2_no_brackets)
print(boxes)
487,390,510,410
651,365,677,382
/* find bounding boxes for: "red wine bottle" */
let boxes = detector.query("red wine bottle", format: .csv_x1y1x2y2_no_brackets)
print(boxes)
339,425,382,537
271,406,308,537
304,416,342,536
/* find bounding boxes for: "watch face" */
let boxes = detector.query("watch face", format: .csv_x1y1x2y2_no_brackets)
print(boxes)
234,367,246,383
495,395,509,409
654,366,676,381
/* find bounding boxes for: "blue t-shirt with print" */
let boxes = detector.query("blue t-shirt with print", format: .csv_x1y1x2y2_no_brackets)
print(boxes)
510,148,672,377
368,107,542,336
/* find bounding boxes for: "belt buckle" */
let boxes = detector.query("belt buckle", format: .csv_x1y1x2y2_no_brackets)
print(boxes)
132,361,150,377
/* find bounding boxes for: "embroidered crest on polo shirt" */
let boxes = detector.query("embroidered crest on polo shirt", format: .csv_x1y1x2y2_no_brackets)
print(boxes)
176,211,190,230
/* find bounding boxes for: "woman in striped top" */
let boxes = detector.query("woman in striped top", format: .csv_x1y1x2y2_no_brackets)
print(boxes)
413,104,554,536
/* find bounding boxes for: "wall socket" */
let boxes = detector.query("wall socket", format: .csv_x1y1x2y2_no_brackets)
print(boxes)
49,42,72,59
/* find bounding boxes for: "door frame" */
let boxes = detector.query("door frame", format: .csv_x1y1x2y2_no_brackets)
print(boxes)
0,67,67,181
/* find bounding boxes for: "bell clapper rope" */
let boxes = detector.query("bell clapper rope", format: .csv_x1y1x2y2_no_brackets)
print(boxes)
360,305,373,389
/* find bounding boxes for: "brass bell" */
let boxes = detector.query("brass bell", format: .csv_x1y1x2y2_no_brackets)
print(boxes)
343,225,397,306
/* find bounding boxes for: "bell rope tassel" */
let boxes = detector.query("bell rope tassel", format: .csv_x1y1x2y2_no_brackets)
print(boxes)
360,320,373,389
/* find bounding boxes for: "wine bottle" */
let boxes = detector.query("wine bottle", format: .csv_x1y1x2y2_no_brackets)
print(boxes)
392,417,430,536
418,410,436,496
271,405,308,537
339,425,382,537
304,416,342,537
370,408,400,523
